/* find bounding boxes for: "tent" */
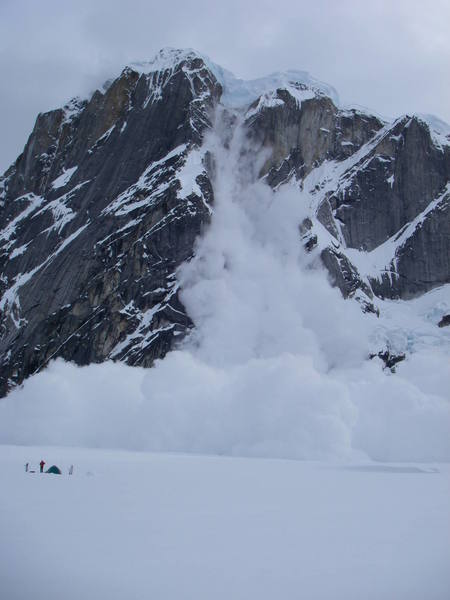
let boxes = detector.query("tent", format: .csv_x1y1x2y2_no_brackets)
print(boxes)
46,465,62,475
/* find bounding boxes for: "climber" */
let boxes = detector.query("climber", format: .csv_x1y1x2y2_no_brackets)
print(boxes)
39,460,45,473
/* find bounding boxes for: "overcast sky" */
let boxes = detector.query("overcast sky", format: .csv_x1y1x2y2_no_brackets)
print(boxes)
1,0,449,172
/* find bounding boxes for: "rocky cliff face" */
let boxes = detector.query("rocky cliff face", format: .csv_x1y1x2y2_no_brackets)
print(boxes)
0,48,449,396
245,85,450,302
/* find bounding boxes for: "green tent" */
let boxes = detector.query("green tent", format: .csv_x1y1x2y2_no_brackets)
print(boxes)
46,465,62,475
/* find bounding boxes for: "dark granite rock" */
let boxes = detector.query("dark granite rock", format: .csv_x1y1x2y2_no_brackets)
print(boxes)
0,50,221,397
299,218,318,251
331,116,449,252
320,247,377,315
370,350,406,372
438,314,450,328
246,90,384,182
247,89,449,303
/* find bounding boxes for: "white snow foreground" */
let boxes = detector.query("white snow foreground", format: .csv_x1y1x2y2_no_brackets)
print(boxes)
0,444,449,600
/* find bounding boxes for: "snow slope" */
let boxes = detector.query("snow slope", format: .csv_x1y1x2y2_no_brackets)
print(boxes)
130,47,339,109
0,445,448,600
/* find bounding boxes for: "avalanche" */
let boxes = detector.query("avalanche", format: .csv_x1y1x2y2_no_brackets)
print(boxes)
0,106,449,463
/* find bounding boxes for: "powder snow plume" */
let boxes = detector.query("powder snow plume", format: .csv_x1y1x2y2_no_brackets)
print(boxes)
1,107,449,462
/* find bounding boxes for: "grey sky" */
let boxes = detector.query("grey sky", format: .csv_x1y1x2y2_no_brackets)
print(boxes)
1,0,449,172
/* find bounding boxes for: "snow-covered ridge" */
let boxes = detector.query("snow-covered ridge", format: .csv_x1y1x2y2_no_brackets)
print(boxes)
221,69,339,110
129,48,220,109
340,104,390,124
128,47,339,111
46,47,450,152
416,113,450,150
119,48,450,146
46,46,450,156
61,97,85,126
129,47,205,75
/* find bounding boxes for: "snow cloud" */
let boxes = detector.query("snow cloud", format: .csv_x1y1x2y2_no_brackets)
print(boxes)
1,349,449,462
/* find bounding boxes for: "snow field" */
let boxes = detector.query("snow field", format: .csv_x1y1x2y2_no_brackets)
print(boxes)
0,445,449,600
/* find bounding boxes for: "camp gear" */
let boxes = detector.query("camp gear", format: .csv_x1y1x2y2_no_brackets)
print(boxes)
46,465,62,475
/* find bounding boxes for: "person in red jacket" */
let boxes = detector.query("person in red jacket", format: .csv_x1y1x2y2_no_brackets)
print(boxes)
40,460,45,473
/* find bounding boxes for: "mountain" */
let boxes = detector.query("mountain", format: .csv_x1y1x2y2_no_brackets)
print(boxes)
0,47,449,398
